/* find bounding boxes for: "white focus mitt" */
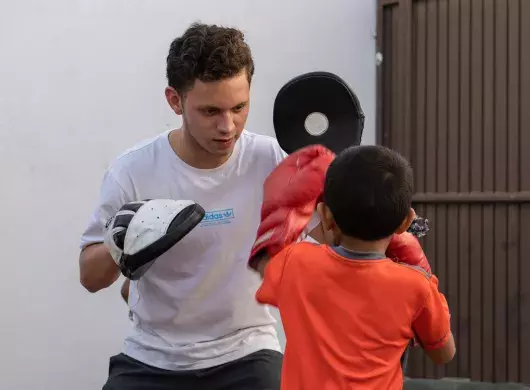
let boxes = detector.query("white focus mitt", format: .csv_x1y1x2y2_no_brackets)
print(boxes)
103,199,204,280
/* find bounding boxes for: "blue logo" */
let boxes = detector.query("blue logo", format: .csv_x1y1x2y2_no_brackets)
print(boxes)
199,208,235,227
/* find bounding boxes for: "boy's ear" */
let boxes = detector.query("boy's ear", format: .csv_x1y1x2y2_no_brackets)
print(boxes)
317,202,333,232
395,208,416,234
316,202,340,246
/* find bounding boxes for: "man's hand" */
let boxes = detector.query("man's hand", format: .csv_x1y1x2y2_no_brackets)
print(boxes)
104,199,205,280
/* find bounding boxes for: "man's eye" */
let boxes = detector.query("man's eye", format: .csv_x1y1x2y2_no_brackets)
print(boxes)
203,108,219,116
233,105,245,113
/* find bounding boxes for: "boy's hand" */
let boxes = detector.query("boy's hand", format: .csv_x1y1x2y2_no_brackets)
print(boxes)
253,252,271,278
248,145,335,271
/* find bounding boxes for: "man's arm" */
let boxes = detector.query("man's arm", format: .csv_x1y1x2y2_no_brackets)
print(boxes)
79,243,120,293
412,274,456,365
121,279,130,303
79,169,130,293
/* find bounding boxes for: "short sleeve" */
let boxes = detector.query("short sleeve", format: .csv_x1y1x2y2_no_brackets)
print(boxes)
79,169,131,249
255,245,294,307
271,139,288,166
412,275,452,350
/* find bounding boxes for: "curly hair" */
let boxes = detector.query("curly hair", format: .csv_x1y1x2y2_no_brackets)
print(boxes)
166,22,255,93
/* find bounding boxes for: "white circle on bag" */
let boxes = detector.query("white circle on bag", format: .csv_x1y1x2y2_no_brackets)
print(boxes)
304,112,329,136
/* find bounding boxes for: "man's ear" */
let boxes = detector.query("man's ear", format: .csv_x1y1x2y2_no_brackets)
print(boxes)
165,87,184,115
395,208,416,234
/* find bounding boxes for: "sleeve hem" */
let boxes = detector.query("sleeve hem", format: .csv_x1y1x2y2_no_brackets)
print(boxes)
422,330,451,351
79,240,104,250
254,245,296,308
255,290,276,307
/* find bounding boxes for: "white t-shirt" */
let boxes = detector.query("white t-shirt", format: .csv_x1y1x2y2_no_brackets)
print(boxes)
80,129,318,371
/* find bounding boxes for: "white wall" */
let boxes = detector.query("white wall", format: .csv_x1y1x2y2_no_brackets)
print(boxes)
0,1,376,389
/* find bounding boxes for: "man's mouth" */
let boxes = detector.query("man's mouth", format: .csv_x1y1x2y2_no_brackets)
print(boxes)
213,138,234,148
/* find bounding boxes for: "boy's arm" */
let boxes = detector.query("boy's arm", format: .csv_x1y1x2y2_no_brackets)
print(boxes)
272,144,327,246
307,221,326,244
253,246,294,307
412,274,456,365
424,332,456,365
254,253,271,279
248,145,335,270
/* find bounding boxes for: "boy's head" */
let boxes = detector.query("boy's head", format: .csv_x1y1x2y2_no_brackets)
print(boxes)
320,145,415,243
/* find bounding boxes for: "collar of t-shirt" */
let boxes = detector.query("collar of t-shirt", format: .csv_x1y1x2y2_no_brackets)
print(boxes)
330,246,387,260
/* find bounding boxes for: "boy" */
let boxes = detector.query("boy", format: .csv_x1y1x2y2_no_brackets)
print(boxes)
249,145,455,389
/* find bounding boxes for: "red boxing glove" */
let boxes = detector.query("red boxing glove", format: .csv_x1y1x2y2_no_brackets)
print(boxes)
248,145,336,270
386,232,432,274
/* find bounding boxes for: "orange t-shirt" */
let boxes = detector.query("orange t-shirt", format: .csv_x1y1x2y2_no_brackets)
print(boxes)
256,242,451,390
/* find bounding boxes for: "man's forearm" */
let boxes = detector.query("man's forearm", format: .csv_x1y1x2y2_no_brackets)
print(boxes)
121,279,130,303
79,243,120,293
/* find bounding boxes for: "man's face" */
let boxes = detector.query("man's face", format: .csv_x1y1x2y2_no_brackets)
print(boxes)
171,71,250,157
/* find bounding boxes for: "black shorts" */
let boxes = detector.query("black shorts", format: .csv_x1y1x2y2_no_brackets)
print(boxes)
102,349,283,390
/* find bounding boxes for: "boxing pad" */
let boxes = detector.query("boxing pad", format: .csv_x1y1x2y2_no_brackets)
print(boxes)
248,145,336,270
273,71,365,154
104,199,205,280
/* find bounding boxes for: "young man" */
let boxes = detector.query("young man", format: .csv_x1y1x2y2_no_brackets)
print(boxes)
79,22,322,389
249,145,456,389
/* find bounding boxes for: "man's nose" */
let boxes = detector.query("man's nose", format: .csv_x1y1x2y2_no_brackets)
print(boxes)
217,111,236,133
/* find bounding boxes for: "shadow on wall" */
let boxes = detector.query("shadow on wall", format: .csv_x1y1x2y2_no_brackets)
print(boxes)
404,378,530,390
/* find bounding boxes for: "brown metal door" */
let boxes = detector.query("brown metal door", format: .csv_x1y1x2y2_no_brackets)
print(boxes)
377,0,530,383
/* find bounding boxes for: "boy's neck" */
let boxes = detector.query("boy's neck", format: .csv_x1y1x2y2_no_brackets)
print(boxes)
338,235,392,255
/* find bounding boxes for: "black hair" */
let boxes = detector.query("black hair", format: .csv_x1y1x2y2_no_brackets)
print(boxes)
323,145,413,241
166,22,255,93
